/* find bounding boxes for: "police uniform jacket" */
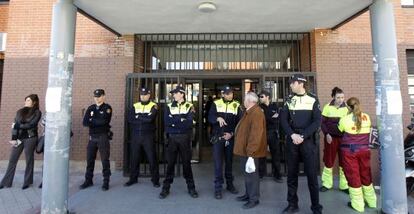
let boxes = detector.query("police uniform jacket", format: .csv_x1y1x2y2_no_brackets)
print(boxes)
83,103,112,135
208,98,242,135
260,102,279,132
128,101,158,135
164,100,194,134
280,93,321,139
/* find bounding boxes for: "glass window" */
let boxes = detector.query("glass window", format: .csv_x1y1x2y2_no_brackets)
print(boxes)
407,50,414,117
0,33,6,52
138,33,311,73
402,0,414,6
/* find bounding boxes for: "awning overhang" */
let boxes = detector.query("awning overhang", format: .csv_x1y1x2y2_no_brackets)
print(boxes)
74,0,373,35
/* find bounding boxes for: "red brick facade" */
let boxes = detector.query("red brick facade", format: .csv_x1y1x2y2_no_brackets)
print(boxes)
0,1,413,177
0,0,133,168
0,4,8,32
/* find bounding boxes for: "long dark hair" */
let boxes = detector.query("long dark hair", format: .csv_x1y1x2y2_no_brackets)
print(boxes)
20,94,39,120
346,97,362,132
331,87,344,98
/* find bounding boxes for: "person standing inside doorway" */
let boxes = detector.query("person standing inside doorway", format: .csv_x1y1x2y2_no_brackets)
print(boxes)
208,85,242,199
79,89,112,191
338,97,376,212
124,87,160,188
258,90,283,183
320,87,349,193
159,85,198,199
280,74,323,214
0,94,41,190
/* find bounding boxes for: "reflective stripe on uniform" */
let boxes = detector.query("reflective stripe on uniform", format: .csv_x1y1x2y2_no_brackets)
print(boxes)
134,101,156,114
338,113,371,134
286,94,316,111
214,99,240,115
322,104,348,118
167,102,193,115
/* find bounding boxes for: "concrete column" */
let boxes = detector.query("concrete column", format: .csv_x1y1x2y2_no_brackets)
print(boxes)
41,0,77,213
370,0,407,213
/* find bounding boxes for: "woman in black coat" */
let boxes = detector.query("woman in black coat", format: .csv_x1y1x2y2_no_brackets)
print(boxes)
0,94,41,189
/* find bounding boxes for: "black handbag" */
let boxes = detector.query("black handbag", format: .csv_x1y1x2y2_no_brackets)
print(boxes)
36,135,45,154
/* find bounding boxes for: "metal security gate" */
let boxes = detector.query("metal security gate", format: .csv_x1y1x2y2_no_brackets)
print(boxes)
123,71,317,177
123,74,180,177
136,33,312,73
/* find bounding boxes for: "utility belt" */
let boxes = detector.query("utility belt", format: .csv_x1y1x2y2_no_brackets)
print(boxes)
169,133,190,137
89,131,113,141
210,133,224,145
340,144,369,152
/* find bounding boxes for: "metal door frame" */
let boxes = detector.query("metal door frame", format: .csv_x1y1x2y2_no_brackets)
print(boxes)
123,71,317,177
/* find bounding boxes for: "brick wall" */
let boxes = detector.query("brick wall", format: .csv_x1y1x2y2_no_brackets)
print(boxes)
313,0,414,183
134,36,144,73
0,3,8,32
0,0,134,169
1,0,414,176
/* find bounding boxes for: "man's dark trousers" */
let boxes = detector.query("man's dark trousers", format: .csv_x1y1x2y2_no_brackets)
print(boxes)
130,133,159,183
85,133,111,183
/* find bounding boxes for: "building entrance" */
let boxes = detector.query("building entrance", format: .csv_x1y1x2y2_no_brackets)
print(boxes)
123,72,317,177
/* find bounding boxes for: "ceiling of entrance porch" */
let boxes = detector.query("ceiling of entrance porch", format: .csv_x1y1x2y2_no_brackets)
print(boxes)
74,0,372,34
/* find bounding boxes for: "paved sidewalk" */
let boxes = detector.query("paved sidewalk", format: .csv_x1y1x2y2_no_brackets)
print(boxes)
0,163,413,214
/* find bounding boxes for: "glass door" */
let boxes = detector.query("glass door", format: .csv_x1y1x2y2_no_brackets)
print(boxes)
184,80,202,163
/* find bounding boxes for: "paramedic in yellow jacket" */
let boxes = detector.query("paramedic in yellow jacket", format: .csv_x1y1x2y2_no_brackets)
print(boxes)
338,97,376,212
320,87,349,193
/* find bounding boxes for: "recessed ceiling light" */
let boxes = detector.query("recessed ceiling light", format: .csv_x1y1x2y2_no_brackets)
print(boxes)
198,2,217,13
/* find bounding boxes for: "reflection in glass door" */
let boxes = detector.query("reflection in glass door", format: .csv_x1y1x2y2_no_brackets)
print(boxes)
185,81,202,163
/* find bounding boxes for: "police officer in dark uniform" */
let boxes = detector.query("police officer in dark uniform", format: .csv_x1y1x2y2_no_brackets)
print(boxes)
280,74,323,214
124,87,160,188
159,85,198,199
80,89,112,191
258,90,283,183
208,85,242,199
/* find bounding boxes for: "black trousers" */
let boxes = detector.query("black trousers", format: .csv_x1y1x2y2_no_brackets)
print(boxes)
130,133,159,183
85,133,111,182
1,137,38,187
213,138,234,191
259,131,282,178
286,137,322,212
242,157,260,203
162,133,195,190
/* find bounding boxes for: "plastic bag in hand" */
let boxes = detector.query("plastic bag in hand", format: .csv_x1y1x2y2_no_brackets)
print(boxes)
245,157,256,173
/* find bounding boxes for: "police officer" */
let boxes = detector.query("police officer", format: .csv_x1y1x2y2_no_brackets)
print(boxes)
159,85,198,199
80,89,112,191
280,74,323,214
208,85,242,199
124,87,160,188
258,90,283,183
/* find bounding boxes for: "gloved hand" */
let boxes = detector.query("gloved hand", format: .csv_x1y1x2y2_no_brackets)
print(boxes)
245,157,255,173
